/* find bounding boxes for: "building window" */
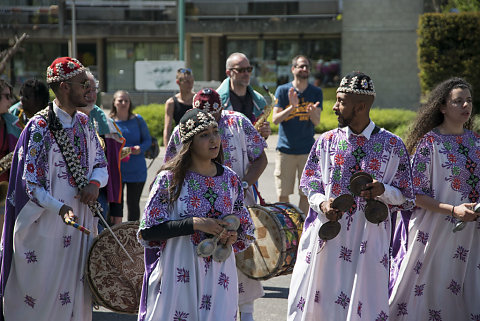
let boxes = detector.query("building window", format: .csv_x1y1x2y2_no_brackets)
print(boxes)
106,42,178,92
11,42,67,88
226,37,341,89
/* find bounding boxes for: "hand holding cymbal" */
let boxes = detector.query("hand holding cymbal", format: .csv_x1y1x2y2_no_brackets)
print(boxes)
350,172,388,224
318,194,355,241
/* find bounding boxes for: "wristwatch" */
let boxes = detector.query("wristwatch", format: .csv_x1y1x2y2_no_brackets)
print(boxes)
241,181,249,190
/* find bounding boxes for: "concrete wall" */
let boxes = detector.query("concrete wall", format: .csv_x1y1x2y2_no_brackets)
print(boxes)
341,0,423,109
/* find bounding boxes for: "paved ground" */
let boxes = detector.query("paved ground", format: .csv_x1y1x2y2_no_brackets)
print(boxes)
93,134,301,320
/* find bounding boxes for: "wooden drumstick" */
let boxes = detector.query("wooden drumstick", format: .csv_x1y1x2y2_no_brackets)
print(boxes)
96,213,135,263
64,217,91,235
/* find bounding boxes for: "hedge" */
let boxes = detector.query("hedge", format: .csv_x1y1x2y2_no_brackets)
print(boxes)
418,13,480,111
135,88,416,145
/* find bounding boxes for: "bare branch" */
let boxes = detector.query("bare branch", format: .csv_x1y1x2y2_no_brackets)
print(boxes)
0,33,29,75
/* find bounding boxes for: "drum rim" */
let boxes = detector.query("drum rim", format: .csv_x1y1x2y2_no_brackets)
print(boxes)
237,204,298,280
85,221,141,315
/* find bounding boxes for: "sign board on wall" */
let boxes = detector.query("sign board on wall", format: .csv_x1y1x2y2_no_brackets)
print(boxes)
135,60,185,91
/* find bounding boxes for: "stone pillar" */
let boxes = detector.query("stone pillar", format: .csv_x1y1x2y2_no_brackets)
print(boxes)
342,0,423,109
96,38,105,93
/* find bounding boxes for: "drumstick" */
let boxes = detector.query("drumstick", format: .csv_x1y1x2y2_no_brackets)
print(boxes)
96,212,135,263
64,217,91,235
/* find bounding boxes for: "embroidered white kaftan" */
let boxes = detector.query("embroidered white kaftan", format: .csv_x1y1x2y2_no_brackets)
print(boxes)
165,109,267,304
389,130,480,321
137,167,255,321
2,105,107,321
287,123,414,321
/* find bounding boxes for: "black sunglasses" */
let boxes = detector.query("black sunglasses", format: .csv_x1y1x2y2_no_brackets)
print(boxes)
64,79,91,90
230,66,253,73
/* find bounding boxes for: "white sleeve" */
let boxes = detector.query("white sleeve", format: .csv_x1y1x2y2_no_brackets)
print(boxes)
304,187,328,214
377,183,406,206
89,166,108,187
31,185,64,214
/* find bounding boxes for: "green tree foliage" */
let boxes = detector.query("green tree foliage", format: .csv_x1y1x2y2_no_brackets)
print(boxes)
134,104,165,143
418,13,480,112
442,0,480,12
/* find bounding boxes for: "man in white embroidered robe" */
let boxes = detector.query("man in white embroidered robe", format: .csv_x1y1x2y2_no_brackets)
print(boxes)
0,57,108,321
287,72,414,321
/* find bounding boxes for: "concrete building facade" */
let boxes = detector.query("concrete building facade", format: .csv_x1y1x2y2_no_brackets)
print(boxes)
0,0,423,109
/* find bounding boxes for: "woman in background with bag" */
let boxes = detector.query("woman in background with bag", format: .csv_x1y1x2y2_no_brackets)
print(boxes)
110,90,152,222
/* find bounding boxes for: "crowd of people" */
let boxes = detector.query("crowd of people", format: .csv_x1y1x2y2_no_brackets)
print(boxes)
0,52,478,321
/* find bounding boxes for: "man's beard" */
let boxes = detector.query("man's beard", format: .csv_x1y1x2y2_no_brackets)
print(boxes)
337,111,355,128
69,90,88,108
296,73,309,80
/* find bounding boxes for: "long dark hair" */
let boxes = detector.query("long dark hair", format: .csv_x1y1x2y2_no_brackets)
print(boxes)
109,90,134,118
160,138,224,204
405,77,473,154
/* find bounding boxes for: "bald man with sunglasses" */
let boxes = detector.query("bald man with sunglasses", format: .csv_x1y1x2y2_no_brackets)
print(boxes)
217,52,271,140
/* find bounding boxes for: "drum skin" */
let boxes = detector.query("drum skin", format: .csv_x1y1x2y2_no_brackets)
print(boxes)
86,221,144,314
236,203,305,280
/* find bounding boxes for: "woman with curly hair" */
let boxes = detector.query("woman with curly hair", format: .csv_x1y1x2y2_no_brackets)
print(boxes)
137,108,255,321
389,78,480,320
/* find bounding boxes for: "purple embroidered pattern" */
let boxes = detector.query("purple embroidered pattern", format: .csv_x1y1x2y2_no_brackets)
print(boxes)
140,169,254,255
397,303,408,316
24,295,36,308
414,284,425,296
453,246,469,262
416,231,429,245
238,282,244,294
380,254,389,270
306,251,311,264
218,272,230,290
413,260,423,274
471,314,480,321
24,114,107,201
301,128,414,216
357,301,363,317
24,250,37,263
359,241,367,254
318,238,325,248
375,311,388,321
444,215,456,224
297,297,306,312
59,291,71,305
429,309,442,321
339,246,352,262
200,294,212,310
447,279,461,295
174,311,189,321
63,235,72,248
335,291,350,309
176,267,190,283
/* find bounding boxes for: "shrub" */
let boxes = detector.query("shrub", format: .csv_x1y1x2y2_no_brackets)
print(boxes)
269,88,416,139
418,13,480,112
137,87,416,143
134,104,165,144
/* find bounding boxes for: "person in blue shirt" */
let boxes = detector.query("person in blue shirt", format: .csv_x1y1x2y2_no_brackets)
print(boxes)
109,90,152,222
272,55,323,215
